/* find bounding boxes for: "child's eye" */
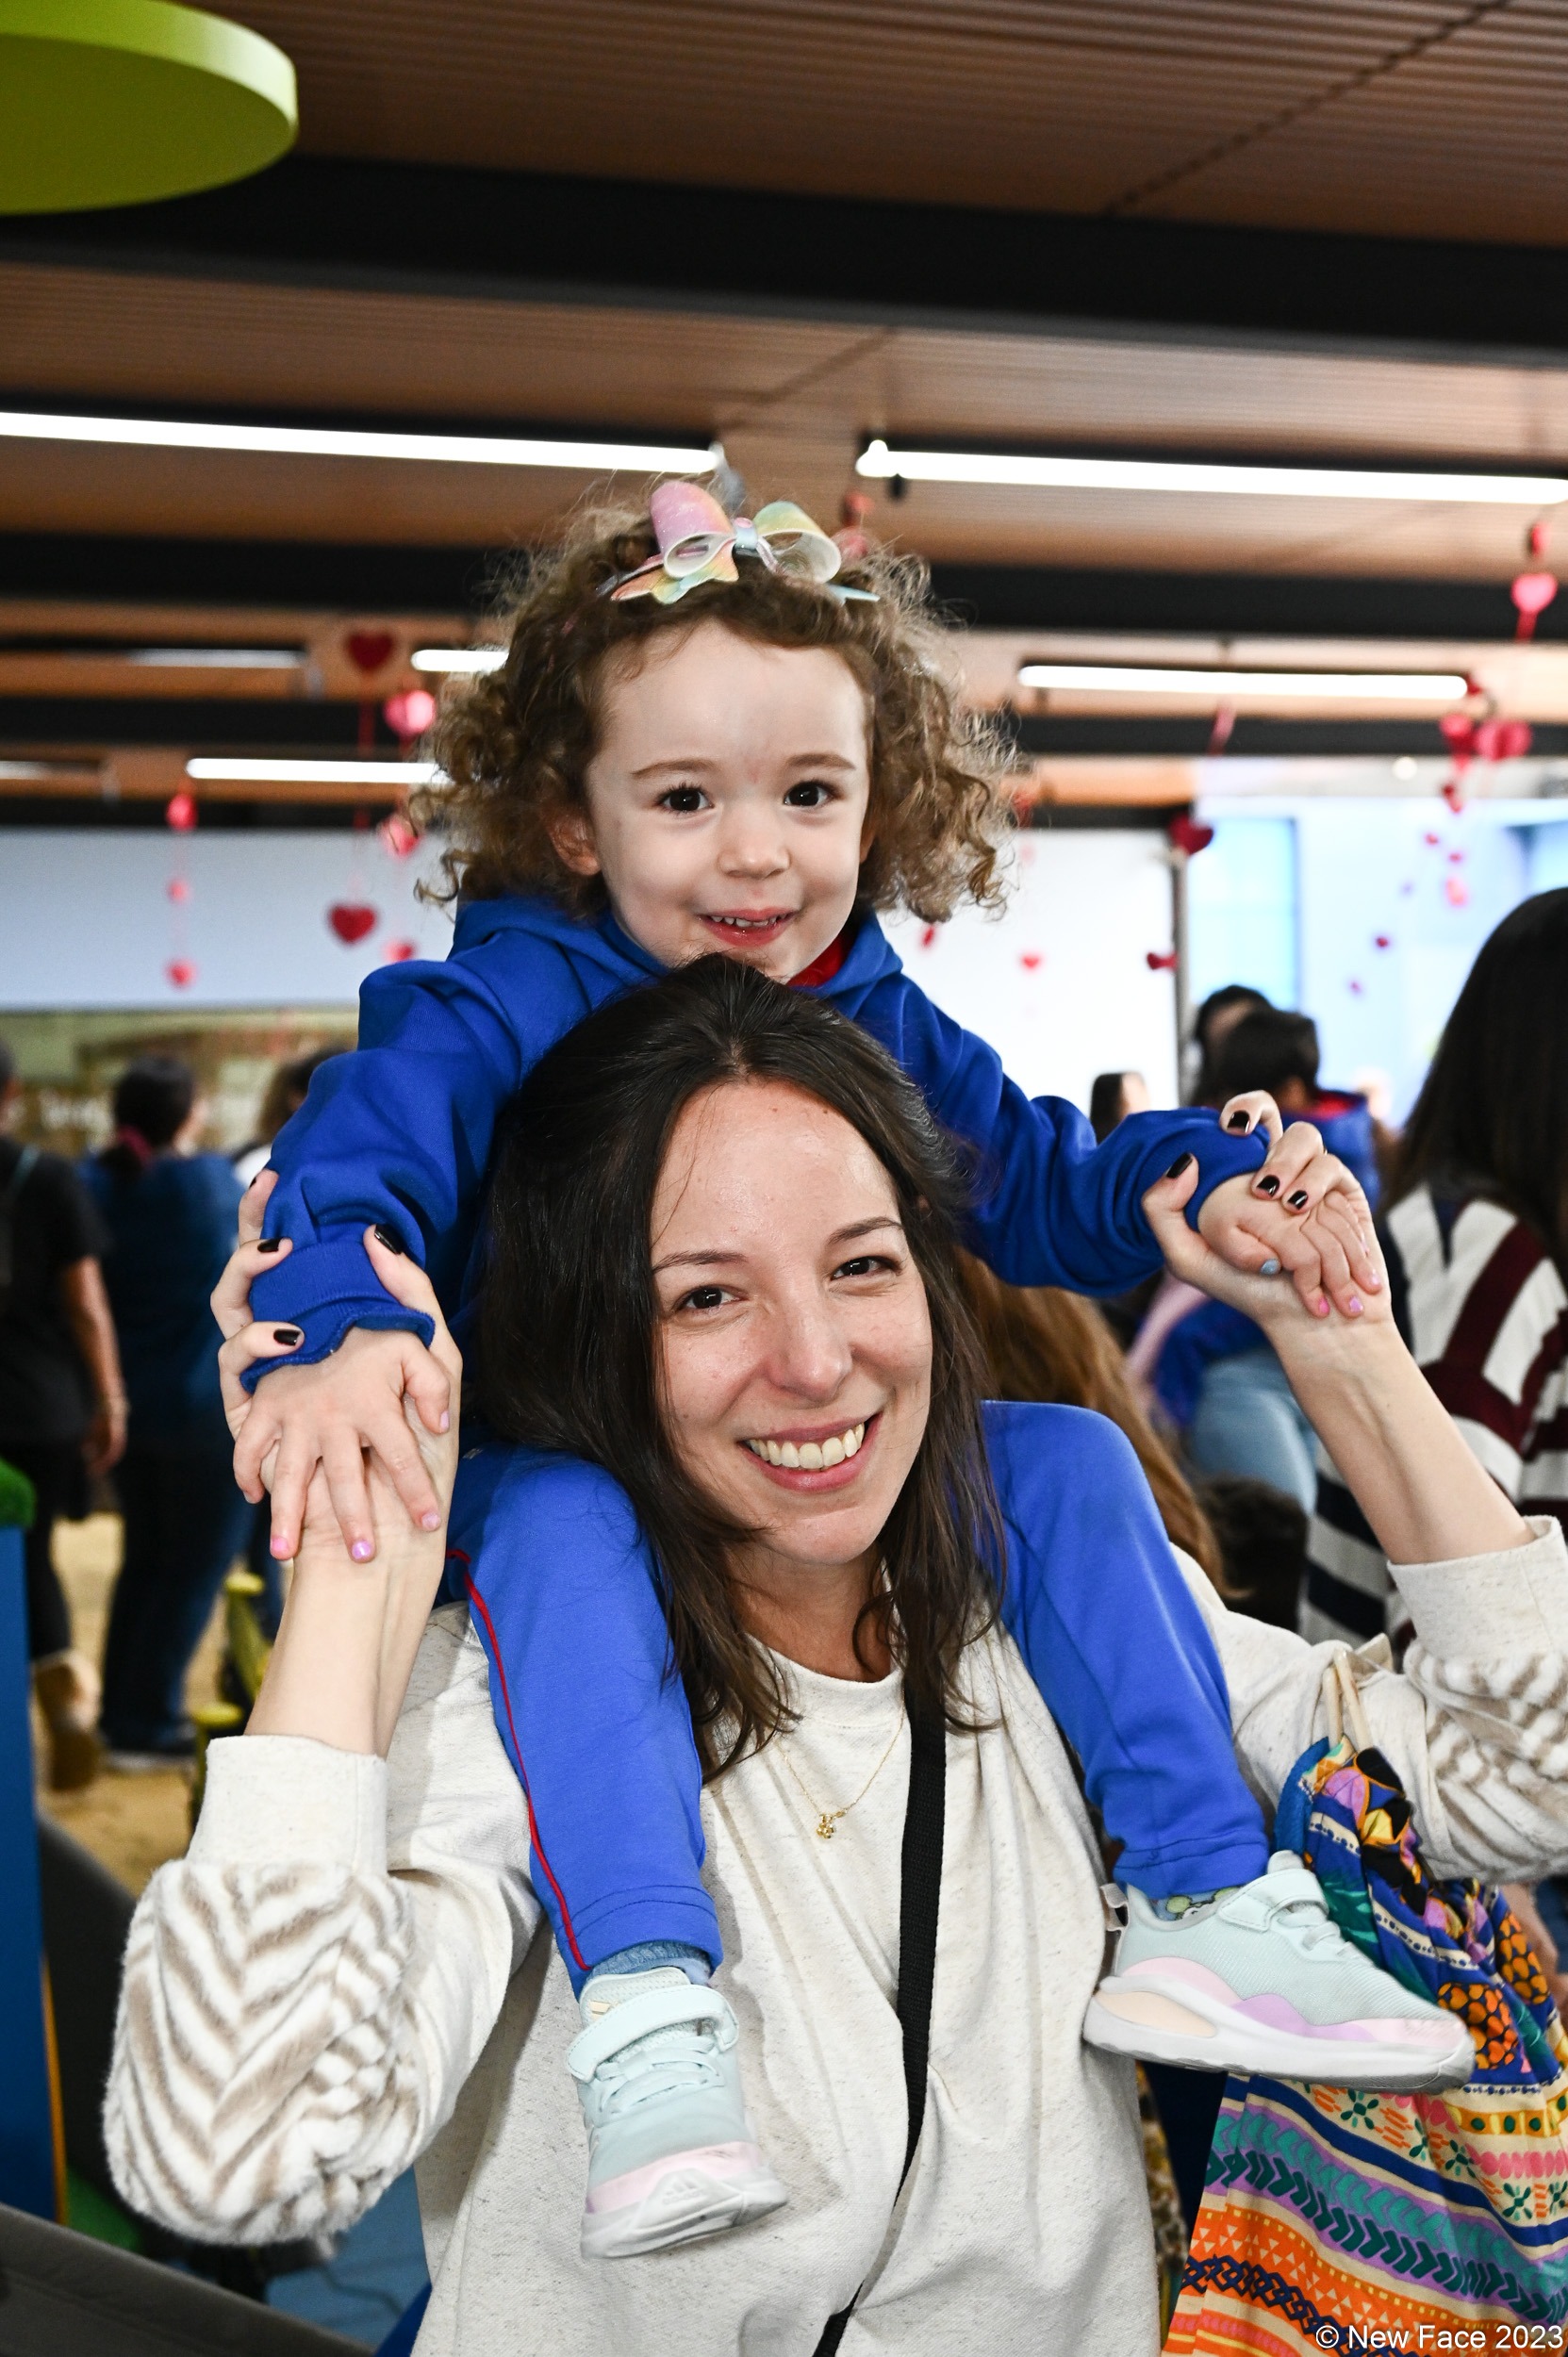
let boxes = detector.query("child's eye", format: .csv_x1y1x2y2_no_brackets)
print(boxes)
658,785,710,815
784,781,835,808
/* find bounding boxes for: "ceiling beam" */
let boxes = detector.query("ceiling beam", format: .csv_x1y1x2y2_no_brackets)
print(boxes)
8,159,1568,365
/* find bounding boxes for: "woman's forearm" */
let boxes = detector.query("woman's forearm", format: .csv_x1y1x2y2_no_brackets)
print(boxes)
248,1523,447,1755
1272,1317,1531,1567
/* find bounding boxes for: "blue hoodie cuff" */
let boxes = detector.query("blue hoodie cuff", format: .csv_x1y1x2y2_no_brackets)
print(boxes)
244,1239,435,1393
1181,1122,1268,1231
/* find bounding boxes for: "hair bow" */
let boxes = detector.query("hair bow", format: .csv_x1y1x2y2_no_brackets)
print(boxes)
602,482,876,605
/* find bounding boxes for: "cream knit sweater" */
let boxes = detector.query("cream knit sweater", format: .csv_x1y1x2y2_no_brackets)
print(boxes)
107,1521,1568,2355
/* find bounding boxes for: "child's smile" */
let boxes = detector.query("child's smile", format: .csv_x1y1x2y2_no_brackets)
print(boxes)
547,618,876,984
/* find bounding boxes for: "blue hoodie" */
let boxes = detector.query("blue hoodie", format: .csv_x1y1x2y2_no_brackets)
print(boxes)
250,894,1266,1352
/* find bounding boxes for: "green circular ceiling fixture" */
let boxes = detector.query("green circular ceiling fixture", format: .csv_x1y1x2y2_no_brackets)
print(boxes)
0,0,296,213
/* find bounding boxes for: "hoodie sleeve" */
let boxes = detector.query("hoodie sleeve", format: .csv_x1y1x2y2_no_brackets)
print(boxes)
853,969,1265,1294
247,938,589,1376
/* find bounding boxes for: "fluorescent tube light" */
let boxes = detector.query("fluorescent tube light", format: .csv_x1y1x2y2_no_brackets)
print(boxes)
0,409,718,474
1017,664,1470,701
126,648,304,668
185,758,445,784
409,647,507,673
860,439,1568,505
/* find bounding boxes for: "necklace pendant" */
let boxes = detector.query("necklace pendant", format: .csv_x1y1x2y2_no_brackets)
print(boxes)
816,1814,837,1839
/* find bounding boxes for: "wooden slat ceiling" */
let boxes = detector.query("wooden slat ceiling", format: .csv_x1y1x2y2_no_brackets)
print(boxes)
6,257,1568,575
232,0,1568,243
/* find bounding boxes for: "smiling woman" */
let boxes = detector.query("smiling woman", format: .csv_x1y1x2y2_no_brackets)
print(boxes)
105,960,1568,2356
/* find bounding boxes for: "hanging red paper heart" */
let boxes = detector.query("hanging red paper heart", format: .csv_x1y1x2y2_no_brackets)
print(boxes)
384,939,418,963
1439,715,1476,760
377,812,420,859
1019,950,1043,971
1348,979,1364,996
1444,874,1470,907
1167,816,1214,857
1511,571,1558,641
383,689,437,743
1146,949,1179,972
1441,780,1467,814
166,876,190,904
345,631,395,676
1473,717,1532,762
918,925,938,949
165,789,197,832
1374,933,1392,949
165,958,196,988
328,901,378,945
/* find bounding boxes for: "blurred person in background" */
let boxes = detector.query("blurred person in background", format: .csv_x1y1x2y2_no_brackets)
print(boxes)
1305,888,1568,1649
84,1056,249,1768
1187,983,1270,1104
231,1046,343,1189
1088,1068,1151,1144
0,1033,124,1788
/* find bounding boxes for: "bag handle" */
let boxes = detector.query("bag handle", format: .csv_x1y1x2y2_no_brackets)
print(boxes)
812,1698,946,2356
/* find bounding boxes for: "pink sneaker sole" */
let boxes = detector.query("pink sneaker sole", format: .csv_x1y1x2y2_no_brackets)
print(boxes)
582,2141,788,2260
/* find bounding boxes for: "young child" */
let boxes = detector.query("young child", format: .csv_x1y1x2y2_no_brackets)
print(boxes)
233,486,1450,2261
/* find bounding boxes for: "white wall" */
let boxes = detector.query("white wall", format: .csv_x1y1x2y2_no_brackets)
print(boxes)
0,823,1179,1117
0,830,454,1010
881,828,1180,1112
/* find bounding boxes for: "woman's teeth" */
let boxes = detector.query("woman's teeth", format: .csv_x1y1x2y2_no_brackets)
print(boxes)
746,1422,865,1470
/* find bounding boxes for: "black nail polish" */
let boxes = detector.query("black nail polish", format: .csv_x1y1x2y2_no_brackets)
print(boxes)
1255,1175,1280,1196
272,1327,303,1346
1227,1110,1249,1131
1164,1152,1194,1178
256,1236,283,1253
1287,1189,1310,1210
373,1225,406,1256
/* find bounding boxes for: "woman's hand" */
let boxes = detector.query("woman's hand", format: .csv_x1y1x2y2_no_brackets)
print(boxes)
1151,1155,1387,1337
1197,1102,1381,1321
1142,1159,1530,1571
231,1228,462,1758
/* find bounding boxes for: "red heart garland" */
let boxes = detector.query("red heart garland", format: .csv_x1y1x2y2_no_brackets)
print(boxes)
345,631,395,676
377,813,420,860
1019,950,1043,971
384,938,418,963
1167,816,1214,858
166,958,196,989
383,689,437,743
328,902,378,945
1511,570,1558,641
165,790,197,832
1146,949,1179,972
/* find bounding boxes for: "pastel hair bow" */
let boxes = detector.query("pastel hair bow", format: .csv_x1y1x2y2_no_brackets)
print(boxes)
602,481,876,605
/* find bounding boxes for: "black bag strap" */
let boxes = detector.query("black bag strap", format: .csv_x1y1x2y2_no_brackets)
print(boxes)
0,1143,39,1298
812,1698,947,2356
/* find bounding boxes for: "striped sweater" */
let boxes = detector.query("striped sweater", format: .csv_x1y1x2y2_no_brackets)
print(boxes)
1304,1186,1568,1647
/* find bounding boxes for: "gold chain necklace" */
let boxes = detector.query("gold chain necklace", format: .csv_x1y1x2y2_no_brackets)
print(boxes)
778,1703,906,1840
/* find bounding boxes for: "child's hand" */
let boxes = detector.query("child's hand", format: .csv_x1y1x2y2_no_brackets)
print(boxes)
211,1195,453,1564
1147,1154,1391,1335
1193,1096,1380,1320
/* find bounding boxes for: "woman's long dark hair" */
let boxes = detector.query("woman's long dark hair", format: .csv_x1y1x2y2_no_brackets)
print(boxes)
1389,887,1568,1262
478,957,1003,1776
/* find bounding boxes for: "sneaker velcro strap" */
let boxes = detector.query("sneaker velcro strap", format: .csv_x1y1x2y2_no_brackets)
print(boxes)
567,1985,735,2082
1230,1865,1326,1924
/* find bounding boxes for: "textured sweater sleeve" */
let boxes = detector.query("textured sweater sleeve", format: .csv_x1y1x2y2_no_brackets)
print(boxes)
1184,1516,1568,1883
104,1606,539,2246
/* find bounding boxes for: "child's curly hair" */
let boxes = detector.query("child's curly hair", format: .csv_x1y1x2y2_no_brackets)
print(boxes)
416,499,1014,922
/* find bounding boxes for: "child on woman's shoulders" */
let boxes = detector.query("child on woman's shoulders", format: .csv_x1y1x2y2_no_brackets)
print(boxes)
225,485,1437,2264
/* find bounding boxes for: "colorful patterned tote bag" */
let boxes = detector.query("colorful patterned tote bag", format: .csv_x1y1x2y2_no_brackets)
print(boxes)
1166,1646,1568,2352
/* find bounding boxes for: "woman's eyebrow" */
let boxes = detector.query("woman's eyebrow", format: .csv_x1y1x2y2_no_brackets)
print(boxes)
831,1217,905,1244
651,1246,742,1275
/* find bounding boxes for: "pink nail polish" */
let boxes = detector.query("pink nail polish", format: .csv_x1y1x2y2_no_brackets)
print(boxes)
351,1539,373,1561
439,1412,450,1432
421,1509,442,1531
271,1538,291,1558
1347,1296,1363,1315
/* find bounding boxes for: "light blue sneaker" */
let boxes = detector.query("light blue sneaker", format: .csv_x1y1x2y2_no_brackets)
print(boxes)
567,1967,789,2259
1083,1852,1476,2091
